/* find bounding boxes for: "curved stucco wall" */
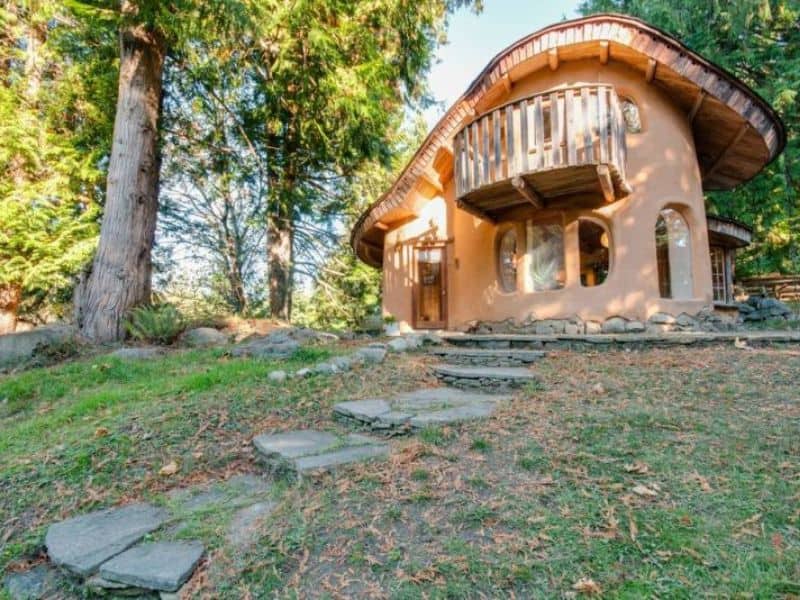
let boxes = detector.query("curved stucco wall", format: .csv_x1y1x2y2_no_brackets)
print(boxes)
383,60,713,331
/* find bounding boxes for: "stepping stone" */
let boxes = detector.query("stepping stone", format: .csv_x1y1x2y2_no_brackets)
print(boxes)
333,388,509,432
98,541,204,593
428,347,545,366
253,430,388,475
3,565,61,600
45,503,168,576
432,365,537,391
333,399,392,423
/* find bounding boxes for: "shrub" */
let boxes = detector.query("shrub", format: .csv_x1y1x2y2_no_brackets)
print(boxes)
124,304,186,345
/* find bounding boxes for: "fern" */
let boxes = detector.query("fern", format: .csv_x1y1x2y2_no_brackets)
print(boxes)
124,304,186,345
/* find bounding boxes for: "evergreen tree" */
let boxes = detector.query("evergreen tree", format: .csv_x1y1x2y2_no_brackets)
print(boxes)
0,2,114,332
579,0,800,275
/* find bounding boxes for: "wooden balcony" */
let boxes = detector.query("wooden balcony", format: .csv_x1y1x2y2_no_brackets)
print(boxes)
453,84,632,221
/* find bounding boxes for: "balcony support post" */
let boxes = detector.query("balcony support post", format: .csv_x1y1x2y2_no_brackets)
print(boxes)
597,165,615,203
548,48,559,71
511,176,544,210
645,58,657,83
599,41,609,65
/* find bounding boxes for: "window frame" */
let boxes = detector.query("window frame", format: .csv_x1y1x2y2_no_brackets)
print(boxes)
655,207,694,300
495,225,519,293
577,217,612,288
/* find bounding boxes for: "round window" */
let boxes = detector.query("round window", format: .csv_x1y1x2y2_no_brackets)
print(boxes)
497,228,518,292
620,98,642,133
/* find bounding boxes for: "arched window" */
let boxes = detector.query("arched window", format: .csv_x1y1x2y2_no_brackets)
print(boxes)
655,208,693,299
579,219,611,287
526,221,565,292
620,98,642,133
497,228,518,292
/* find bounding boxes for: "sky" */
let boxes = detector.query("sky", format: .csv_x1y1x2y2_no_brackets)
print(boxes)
423,0,584,128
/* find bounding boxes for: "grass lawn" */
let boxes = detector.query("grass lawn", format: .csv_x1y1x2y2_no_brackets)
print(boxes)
1,344,798,598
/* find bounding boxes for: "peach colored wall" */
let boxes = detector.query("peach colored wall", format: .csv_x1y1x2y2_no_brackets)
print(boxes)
383,60,714,331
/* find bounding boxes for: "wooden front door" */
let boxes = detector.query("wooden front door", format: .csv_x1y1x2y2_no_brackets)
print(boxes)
414,246,447,329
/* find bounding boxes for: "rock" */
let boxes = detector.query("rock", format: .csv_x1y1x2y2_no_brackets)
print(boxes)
293,444,389,473
45,503,168,576
253,430,339,460
564,322,582,335
313,362,338,375
3,565,61,600
737,302,754,314
329,355,353,371
625,320,646,333
404,335,424,350
422,332,444,345
86,574,151,595
253,430,388,474
585,321,602,334
295,368,312,378
268,370,287,383
649,312,676,325
601,317,628,334
333,399,392,422
676,313,697,328
181,327,228,347
230,335,299,359
169,475,270,516
356,346,386,364
226,502,276,549
110,347,163,360
0,325,75,368
98,541,204,593
387,338,409,352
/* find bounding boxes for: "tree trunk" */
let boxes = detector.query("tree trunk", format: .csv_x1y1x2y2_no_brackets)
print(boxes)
267,205,293,321
0,284,21,335
76,16,166,342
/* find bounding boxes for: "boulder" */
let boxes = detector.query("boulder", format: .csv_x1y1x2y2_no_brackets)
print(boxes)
3,565,62,600
181,327,228,347
675,313,697,328
356,346,387,364
648,312,676,325
329,355,353,371
625,320,646,333
0,325,75,368
268,370,287,383
110,347,163,360
601,317,628,334
230,334,299,359
387,338,409,352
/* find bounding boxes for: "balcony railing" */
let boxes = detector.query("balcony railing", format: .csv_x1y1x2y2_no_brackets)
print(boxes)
453,84,631,220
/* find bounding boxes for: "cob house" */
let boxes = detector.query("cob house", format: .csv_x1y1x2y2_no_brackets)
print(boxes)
350,14,785,333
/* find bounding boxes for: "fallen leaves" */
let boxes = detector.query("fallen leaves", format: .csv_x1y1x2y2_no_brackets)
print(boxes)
158,460,180,477
631,483,659,498
94,426,110,438
688,471,713,492
572,577,602,595
624,461,650,475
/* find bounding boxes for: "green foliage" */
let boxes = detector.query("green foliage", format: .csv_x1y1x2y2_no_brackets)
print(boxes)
124,304,187,345
579,0,800,275
0,2,116,318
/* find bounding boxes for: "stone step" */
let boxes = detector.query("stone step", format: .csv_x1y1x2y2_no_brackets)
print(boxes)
333,388,509,432
253,430,388,475
428,347,545,366
432,364,538,391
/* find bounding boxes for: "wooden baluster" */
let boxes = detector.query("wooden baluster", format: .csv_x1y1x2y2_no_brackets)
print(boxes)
506,105,515,177
551,92,561,167
582,86,593,163
493,110,502,182
471,122,480,188
519,99,529,174
481,116,490,185
454,130,461,197
533,95,544,170
598,88,608,163
565,88,577,165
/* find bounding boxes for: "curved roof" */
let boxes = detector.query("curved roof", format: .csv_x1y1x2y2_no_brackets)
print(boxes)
352,13,786,266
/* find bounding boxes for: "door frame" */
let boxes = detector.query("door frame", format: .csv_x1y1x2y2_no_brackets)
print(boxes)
412,243,448,330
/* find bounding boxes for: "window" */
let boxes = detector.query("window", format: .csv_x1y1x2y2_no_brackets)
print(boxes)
620,98,642,133
497,228,518,292
710,246,729,303
655,208,693,299
526,221,565,292
579,219,610,287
